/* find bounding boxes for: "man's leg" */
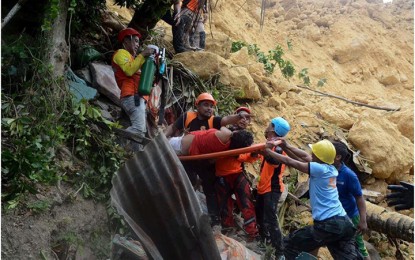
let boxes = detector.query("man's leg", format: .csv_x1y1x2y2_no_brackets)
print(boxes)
351,215,370,259
325,216,363,260
121,95,146,135
283,225,325,260
234,173,258,238
215,176,235,228
198,161,220,226
173,8,194,53
263,191,284,256
255,194,265,242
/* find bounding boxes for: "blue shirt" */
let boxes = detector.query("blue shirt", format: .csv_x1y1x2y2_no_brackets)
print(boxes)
309,162,346,221
336,163,363,218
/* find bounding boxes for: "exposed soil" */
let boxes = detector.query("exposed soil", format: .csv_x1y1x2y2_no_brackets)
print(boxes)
2,0,413,259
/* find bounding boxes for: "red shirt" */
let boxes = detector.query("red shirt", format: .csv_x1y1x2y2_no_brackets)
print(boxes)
188,129,230,155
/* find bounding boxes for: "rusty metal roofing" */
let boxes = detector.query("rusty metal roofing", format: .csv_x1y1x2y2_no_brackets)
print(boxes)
110,133,220,259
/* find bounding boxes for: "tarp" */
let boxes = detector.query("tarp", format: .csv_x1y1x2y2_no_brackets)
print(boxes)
110,133,221,259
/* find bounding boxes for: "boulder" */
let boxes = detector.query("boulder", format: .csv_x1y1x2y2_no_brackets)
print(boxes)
267,96,287,111
229,47,265,75
332,36,369,64
348,116,414,180
378,74,400,86
387,107,414,142
318,106,355,129
174,52,261,100
205,31,232,59
90,62,121,106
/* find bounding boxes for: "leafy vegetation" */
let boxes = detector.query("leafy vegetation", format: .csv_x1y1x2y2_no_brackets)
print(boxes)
231,41,295,78
298,68,327,87
1,35,126,209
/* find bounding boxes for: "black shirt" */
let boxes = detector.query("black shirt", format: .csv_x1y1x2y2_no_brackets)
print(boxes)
174,112,222,132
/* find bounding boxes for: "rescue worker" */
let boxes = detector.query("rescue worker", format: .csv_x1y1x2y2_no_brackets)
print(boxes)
214,107,260,239
111,28,154,141
164,93,251,226
165,93,250,137
169,126,253,156
333,141,370,259
255,117,290,260
265,139,362,260
174,0,206,53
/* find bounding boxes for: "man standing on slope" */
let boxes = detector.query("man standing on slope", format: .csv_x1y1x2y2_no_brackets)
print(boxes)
112,28,154,143
255,117,290,260
214,107,260,239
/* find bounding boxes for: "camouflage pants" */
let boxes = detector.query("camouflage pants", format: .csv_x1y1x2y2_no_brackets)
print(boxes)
283,215,363,260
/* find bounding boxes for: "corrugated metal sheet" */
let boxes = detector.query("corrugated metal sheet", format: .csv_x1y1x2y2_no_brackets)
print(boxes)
110,133,221,260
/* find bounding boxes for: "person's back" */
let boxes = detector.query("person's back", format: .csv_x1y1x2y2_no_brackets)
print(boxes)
309,162,346,221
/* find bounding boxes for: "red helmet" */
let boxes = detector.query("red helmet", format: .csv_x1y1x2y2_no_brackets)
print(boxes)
195,93,217,106
117,28,141,43
235,106,251,114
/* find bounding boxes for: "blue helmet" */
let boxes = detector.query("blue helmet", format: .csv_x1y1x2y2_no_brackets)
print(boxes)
271,117,290,137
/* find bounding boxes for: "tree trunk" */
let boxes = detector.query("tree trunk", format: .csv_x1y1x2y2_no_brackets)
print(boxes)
128,0,172,40
366,201,414,242
44,0,70,78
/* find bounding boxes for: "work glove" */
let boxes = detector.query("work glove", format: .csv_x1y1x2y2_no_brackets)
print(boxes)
386,181,414,211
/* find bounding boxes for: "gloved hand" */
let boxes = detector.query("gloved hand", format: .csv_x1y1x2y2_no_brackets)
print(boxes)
386,181,414,211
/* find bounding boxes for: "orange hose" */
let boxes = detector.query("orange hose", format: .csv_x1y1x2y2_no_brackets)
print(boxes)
178,141,281,161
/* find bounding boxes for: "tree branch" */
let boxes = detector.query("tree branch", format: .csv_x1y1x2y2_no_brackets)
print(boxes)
1,0,29,29
296,84,400,112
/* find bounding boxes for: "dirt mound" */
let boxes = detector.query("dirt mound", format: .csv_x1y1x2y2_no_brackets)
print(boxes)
198,0,413,182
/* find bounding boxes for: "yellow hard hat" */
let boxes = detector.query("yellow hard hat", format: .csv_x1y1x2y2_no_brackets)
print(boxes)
309,140,336,164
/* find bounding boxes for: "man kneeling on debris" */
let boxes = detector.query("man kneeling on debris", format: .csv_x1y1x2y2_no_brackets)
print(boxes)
169,126,253,156
265,139,363,260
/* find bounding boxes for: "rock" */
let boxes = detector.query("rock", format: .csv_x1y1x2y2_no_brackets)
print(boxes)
400,73,408,83
230,47,265,75
364,241,382,260
348,116,414,180
267,96,287,111
75,67,93,86
315,17,330,27
387,107,414,142
362,189,383,203
332,36,369,64
318,106,355,129
378,74,400,86
285,8,300,20
205,31,232,59
90,62,120,106
174,52,261,100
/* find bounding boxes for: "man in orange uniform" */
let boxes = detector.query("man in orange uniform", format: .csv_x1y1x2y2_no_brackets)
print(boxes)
255,117,290,260
112,28,154,140
214,107,260,239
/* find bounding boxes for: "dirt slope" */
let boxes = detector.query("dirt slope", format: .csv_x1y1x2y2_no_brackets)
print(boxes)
164,0,414,183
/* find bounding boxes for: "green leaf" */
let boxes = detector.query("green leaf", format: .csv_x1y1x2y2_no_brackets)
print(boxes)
317,78,327,87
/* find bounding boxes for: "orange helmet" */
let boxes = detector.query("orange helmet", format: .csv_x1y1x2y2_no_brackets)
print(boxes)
235,106,251,114
118,28,141,43
195,93,217,106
